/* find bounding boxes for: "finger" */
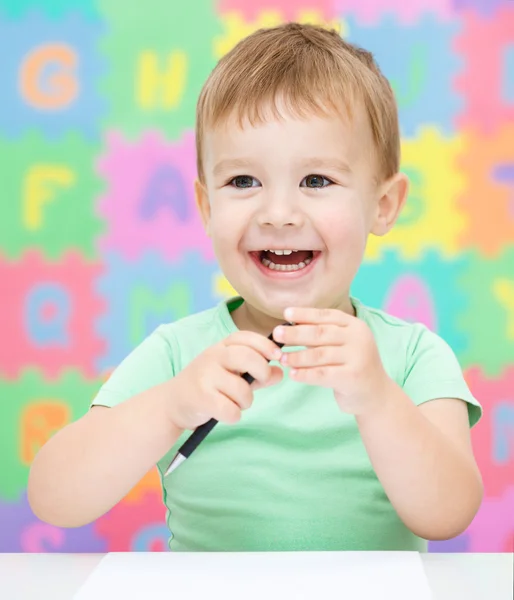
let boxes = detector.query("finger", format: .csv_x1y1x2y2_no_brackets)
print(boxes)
273,323,344,347
211,391,242,424
284,307,353,326
289,365,342,387
281,346,344,368
223,345,274,386
252,365,284,390
216,368,255,410
224,330,283,361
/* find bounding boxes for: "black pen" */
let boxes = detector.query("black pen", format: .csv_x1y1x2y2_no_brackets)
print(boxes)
164,325,290,476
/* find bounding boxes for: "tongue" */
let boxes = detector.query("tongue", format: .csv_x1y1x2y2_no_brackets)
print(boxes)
264,250,312,265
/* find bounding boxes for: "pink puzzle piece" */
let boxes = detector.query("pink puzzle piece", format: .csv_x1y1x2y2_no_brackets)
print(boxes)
96,130,213,262
454,7,514,132
0,251,104,380
95,491,166,552
467,367,514,497
467,486,514,552
218,0,336,20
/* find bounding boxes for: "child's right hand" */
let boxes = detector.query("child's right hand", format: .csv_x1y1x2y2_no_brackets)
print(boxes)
166,331,284,430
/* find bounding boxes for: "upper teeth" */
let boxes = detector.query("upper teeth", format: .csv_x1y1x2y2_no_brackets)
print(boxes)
266,249,296,255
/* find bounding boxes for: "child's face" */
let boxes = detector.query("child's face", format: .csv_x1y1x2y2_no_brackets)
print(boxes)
197,105,405,322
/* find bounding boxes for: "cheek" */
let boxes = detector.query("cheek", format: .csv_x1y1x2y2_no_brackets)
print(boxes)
208,204,246,255
320,202,369,250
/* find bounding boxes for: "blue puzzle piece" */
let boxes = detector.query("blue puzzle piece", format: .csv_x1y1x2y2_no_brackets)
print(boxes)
0,11,106,139
345,14,462,136
95,251,223,372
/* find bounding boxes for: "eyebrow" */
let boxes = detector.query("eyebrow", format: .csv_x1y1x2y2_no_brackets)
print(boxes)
213,158,255,178
299,157,353,174
212,157,353,178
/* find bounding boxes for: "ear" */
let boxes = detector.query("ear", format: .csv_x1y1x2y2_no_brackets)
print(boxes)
370,171,409,237
194,179,211,236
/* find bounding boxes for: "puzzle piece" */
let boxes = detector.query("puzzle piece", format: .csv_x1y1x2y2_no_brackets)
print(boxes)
0,370,102,500
459,251,514,376
0,251,105,380
0,493,106,552
466,367,514,497
428,534,470,553
215,10,343,59
95,490,166,551
96,130,212,261
467,485,514,552
98,0,220,137
454,7,514,132
123,468,162,505
352,249,471,357
0,2,101,20
95,251,220,372
458,125,514,257
335,0,453,25
345,15,461,136
217,0,337,22
0,132,102,259
452,0,511,17
0,12,105,139
365,128,466,260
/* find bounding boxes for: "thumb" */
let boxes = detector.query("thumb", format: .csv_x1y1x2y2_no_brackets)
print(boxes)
252,365,283,390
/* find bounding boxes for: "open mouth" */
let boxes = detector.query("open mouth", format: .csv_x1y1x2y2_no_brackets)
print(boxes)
252,249,318,272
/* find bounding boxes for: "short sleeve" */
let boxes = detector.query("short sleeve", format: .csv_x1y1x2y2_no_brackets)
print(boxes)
91,326,176,409
403,326,482,428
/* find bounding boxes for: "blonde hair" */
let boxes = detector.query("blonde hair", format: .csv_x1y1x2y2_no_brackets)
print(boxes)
195,22,400,183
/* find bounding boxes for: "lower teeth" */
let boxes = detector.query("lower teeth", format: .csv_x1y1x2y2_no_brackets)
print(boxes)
261,257,312,271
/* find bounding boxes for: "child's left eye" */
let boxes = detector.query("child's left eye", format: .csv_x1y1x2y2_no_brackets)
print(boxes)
301,174,333,188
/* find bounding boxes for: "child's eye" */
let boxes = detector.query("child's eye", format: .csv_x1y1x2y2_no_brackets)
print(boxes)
301,174,333,188
229,175,260,188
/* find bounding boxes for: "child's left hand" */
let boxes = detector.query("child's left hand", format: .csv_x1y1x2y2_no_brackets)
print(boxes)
273,307,392,417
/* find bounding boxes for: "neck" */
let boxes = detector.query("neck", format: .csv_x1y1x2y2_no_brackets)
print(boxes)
230,296,356,337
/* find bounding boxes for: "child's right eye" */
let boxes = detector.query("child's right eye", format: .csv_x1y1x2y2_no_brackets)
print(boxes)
229,175,260,188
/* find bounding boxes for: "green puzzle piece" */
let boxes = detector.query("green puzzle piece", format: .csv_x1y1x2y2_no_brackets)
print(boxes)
0,132,103,260
99,0,222,138
459,249,514,378
0,370,103,501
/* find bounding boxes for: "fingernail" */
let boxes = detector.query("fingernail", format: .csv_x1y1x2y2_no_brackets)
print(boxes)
280,353,288,365
272,348,282,360
284,308,294,320
274,326,284,340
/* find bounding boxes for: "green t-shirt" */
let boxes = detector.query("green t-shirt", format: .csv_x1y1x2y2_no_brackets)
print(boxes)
91,296,482,552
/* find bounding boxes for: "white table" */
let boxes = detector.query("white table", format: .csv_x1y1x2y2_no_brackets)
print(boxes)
0,553,512,600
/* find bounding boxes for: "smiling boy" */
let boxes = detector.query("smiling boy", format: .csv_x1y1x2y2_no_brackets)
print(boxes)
28,23,483,552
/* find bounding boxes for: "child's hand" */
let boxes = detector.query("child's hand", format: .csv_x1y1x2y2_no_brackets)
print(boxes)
273,307,390,416
167,331,284,430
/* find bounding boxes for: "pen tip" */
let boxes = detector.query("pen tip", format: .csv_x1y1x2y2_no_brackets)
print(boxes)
164,453,186,476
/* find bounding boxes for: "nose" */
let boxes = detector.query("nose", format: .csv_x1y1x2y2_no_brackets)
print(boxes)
255,192,303,229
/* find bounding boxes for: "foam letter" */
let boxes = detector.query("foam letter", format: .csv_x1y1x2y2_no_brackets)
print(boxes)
384,274,437,330
25,283,71,346
137,50,187,109
391,43,427,108
139,163,189,221
130,284,190,344
493,403,514,464
20,401,70,465
20,522,64,552
397,167,425,226
23,165,75,230
132,523,169,551
19,43,79,109
503,44,514,103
